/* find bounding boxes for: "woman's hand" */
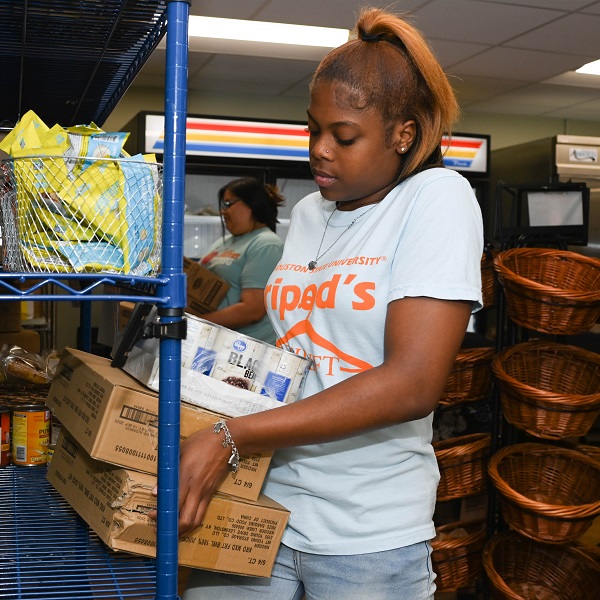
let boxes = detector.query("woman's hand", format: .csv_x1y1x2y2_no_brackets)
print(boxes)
177,426,234,536
148,425,234,537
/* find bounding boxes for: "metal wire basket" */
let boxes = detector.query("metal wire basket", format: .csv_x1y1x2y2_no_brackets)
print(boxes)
0,156,162,275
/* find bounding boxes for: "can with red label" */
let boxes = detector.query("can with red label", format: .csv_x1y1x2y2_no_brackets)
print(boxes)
11,404,50,466
0,406,11,466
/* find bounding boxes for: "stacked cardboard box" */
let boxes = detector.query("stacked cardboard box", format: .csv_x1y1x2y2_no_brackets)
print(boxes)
183,257,230,317
46,347,289,577
114,258,229,336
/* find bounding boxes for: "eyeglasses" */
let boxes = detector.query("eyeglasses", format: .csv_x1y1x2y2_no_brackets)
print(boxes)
220,198,241,210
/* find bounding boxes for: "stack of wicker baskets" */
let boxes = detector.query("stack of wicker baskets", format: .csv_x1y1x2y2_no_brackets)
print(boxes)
431,519,487,593
484,247,600,599
440,347,495,408
432,345,495,592
432,431,490,593
481,246,498,309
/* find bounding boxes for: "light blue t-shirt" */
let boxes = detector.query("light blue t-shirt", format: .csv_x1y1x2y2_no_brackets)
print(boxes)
201,227,283,344
264,168,483,555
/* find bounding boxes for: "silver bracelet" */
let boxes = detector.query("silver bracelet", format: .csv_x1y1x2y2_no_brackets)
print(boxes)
213,420,240,474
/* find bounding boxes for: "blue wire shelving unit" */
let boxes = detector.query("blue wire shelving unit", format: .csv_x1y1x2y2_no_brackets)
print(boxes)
0,2,190,599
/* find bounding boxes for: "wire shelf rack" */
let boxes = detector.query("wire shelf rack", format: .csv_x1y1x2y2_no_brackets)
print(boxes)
0,465,157,599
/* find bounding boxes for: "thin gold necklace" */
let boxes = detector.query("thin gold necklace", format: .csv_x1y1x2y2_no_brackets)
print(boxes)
308,204,377,271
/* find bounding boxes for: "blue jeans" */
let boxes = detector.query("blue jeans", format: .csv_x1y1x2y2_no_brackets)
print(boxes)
182,541,436,600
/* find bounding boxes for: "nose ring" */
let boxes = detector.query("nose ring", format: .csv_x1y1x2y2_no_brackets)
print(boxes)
326,150,329,154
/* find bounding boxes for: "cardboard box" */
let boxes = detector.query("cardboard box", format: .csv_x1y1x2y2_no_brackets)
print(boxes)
118,301,136,330
45,347,271,501
0,301,22,332
47,430,289,578
184,257,229,316
0,329,41,353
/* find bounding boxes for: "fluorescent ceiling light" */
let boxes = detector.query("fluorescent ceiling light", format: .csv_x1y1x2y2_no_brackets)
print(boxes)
188,16,349,48
576,59,600,76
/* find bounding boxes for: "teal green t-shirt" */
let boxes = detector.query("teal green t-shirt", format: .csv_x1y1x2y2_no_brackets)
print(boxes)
199,227,283,344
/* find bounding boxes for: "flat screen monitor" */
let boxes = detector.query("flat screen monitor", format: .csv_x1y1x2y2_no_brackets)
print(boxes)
494,182,589,248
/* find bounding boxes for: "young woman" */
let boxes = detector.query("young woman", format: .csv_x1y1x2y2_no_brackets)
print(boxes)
175,8,483,599
197,177,285,344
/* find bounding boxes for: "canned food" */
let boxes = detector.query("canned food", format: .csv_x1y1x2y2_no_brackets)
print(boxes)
210,329,267,393
50,414,62,446
257,346,312,404
186,317,220,375
11,404,50,466
0,406,11,466
46,443,56,462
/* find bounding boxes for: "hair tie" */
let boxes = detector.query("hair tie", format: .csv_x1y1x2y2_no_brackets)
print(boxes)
360,31,384,43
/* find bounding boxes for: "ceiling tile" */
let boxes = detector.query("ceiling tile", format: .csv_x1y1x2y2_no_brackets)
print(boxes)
481,82,600,109
126,0,600,123
477,0,592,8
188,54,317,94
506,13,600,56
544,71,600,90
450,47,593,81
428,39,490,69
188,0,266,20
451,77,529,105
409,0,565,45
581,1,600,14
543,97,600,119
255,0,427,29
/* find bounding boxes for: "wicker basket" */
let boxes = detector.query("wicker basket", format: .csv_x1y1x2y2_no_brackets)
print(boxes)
493,248,600,335
0,382,51,408
483,531,600,600
575,541,600,566
487,443,600,544
441,347,495,407
481,249,498,308
575,443,600,464
435,433,491,501
492,341,600,440
431,519,486,592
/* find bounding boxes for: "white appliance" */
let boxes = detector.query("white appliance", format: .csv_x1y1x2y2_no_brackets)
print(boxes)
491,135,600,257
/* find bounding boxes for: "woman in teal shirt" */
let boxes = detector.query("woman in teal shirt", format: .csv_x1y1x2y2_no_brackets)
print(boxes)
198,177,285,344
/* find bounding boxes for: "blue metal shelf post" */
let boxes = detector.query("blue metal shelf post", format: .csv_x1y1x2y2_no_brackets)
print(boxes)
156,1,190,599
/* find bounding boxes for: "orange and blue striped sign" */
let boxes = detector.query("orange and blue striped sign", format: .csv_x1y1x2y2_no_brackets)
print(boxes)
145,115,309,161
144,115,489,173
442,135,489,174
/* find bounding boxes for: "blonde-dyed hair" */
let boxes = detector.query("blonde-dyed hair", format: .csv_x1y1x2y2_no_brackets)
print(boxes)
310,6,459,182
